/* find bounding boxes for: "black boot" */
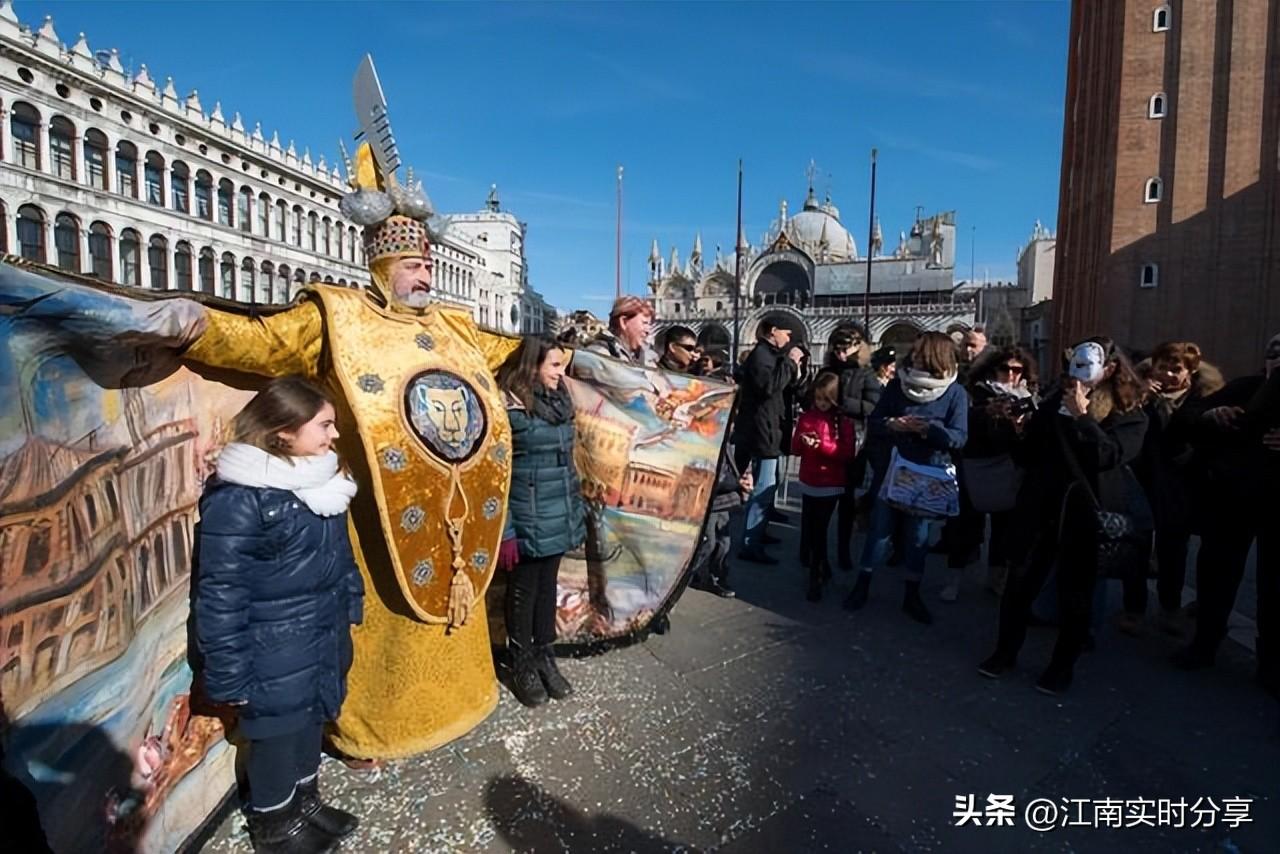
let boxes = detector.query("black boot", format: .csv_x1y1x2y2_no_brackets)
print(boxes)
843,571,871,611
245,790,338,854
977,651,1016,679
806,566,822,602
819,558,832,584
902,581,933,625
508,646,548,707
297,776,357,840
536,645,574,700
1035,664,1073,696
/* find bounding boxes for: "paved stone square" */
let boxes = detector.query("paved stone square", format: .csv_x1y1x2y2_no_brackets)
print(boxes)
200,500,1279,853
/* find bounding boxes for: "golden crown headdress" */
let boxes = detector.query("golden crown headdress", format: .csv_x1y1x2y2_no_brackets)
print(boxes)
338,56,442,265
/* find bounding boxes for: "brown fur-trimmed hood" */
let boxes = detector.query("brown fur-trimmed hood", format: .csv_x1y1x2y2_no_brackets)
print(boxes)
1135,358,1225,401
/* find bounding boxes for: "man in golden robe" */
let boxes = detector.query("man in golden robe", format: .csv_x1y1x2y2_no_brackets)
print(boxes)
178,144,518,759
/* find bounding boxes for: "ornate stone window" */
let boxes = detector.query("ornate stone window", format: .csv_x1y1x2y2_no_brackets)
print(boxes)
220,251,236,298
10,101,40,169
84,129,109,189
148,234,168,289
144,151,165,205
119,229,141,285
49,116,75,180
89,221,112,280
199,247,215,293
116,141,138,198
16,204,45,261
174,241,193,291
195,170,213,220
170,160,190,213
54,212,79,272
217,179,234,226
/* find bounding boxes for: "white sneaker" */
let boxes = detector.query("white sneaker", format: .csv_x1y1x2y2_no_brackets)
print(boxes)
940,578,960,603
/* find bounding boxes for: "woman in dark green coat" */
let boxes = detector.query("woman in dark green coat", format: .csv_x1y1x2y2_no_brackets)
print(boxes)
495,335,588,707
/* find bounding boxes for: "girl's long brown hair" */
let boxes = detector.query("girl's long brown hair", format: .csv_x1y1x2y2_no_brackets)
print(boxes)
495,335,564,411
230,375,333,459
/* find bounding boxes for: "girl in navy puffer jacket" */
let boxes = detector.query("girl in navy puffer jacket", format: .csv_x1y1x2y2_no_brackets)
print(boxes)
195,376,362,854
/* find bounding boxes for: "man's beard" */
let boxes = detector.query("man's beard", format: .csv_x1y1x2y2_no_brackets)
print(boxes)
394,290,432,310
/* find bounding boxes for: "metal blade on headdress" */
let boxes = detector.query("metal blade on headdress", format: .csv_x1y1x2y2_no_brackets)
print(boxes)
352,54,402,178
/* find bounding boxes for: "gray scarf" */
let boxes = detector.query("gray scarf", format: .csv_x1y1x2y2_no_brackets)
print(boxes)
899,367,956,404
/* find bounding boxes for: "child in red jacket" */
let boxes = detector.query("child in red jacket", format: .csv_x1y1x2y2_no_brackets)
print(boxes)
793,371,857,601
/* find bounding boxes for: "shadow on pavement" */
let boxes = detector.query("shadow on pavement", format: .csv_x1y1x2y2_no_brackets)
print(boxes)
484,774,689,853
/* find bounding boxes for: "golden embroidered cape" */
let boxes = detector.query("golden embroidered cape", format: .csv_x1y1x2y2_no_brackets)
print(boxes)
184,288,518,759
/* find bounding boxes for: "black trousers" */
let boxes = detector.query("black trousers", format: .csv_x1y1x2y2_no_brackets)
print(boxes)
693,511,733,586
800,494,840,581
1192,500,1279,657
995,504,1099,675
1152,527,1193,612
505,554,563,650
247,720,324,810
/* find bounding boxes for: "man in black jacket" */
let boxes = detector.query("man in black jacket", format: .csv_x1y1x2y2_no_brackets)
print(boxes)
734,320,803,563
1173,333,1280,696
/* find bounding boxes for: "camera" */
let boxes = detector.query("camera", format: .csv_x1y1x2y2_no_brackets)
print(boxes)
1006,396,1036,418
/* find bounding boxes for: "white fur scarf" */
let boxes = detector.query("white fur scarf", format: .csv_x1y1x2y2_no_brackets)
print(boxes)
215,443,357,517
900,367,956,404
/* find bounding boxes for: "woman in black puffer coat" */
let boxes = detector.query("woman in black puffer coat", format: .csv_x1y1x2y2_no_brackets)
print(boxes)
495,335,588,708
195,376,363,853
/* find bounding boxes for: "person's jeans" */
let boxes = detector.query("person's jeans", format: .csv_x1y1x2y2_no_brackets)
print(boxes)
247,721,324,810
742,457,779,550
862,498,931,581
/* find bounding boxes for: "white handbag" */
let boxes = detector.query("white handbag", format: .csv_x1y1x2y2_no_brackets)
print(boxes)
879,447,960,518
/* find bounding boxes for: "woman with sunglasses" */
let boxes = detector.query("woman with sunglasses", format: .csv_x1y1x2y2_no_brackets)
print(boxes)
941,347,1040,601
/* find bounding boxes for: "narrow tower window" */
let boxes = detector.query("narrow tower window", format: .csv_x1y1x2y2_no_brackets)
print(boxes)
1140,263,1159,289
1144,177,1163,203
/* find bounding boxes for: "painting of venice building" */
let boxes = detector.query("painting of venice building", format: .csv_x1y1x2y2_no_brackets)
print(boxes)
0,357,245,852
1,385,200,718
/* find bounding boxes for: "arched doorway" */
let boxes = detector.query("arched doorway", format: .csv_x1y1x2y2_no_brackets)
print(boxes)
696,323,731,352
879,321,921,353
753,260,810,308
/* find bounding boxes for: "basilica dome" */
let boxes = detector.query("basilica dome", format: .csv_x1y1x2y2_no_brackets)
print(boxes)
782,188,856,262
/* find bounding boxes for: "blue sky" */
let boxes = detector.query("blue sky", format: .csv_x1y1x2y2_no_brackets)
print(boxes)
33,1,1068,313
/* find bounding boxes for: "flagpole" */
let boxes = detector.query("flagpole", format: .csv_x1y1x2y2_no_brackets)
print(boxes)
863,148,877,337
616,165,624,298
733,158,744,359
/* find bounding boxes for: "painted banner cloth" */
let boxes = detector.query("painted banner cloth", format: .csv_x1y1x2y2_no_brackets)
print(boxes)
552,350,734,644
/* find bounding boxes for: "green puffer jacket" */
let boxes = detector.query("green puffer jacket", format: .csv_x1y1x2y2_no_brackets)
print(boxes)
504,392,588,559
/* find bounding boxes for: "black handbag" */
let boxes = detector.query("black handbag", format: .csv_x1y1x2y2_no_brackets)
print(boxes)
1054,419,1153,580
